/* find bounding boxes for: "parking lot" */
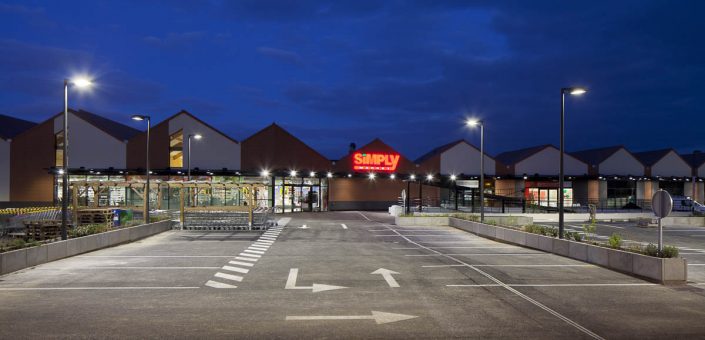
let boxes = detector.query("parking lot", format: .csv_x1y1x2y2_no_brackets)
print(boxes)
1,211,705,338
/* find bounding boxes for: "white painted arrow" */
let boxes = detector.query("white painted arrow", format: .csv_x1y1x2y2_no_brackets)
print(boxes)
286,311,417,324
285,268,346,293
341,224,348,229
299,225,309,229
371,268,400,288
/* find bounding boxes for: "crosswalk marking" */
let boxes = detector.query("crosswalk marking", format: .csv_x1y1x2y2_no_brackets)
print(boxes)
215,272,243,282
229,261,254,267
205,280,237,288
222,266,250,274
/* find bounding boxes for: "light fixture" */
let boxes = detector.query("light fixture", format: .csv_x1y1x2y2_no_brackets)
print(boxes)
410,174,416,180
465,118,481,127
58,169,65,175
450,174,456,181
347,174,352,178
310,171,316,177
72,77,93,89
369,173,376,180
426,174,433,181
569,87,587,95
193,134,203,140
290,170,297,177
326,172,333,178
523,176,528,180
131,115,146,121
260,170,270,177
390,174,396,180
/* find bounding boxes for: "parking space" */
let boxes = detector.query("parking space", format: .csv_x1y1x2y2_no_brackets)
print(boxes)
1,211,705,338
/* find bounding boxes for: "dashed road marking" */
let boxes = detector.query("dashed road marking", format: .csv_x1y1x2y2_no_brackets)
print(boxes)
222,266,250,274
229,261,255,267
205,281,237,289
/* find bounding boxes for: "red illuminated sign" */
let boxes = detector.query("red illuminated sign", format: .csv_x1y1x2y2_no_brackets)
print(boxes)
352,152,400,172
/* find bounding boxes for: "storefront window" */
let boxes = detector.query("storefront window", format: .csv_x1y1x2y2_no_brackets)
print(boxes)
169,130,183,168
659,181,684,196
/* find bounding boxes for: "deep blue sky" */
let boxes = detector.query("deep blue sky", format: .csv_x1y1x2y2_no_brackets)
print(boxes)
1,1,703,160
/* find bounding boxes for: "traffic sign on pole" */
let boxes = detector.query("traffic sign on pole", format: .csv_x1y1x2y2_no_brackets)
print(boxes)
652,190,673,252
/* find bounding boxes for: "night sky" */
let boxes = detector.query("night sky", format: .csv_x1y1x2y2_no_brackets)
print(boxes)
1,1,703,159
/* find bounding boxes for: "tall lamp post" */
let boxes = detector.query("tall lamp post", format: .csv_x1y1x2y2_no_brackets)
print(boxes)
466,119,485,223
187,134,202,181
131,115,151,223
559,87,587,238
60,77,93,240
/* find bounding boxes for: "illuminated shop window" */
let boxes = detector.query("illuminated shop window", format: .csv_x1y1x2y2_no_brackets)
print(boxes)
169,129,183,168
55,131,64,167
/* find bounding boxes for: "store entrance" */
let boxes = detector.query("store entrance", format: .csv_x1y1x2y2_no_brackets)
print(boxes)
283,184,320,212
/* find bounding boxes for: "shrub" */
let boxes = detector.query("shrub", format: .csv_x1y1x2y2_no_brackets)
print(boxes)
627,244,643,254
608,233,623,249
582,222,596,242
69,224,109,238
485,219,497,226
572,232,583,242
661,245,679,258
644,243,659,257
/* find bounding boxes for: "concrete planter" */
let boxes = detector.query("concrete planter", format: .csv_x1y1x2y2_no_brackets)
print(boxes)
443,217,687,284
395,216,450,226
0,220,173,276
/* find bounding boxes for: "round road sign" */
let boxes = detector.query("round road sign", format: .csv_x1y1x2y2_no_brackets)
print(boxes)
652,190,673,218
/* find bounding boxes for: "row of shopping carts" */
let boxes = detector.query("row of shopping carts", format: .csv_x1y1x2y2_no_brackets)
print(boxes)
180,207,275,231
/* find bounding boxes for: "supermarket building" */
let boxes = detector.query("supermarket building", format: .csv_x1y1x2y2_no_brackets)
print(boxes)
2,109,704,212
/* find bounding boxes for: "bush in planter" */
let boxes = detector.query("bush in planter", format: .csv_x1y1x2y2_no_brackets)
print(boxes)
608,233,623,249
582,222,596,242
644,243,659,257
661,245,679,258
571,232,583,242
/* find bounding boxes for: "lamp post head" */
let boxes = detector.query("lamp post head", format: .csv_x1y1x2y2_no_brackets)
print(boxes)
72,77,93,89
465,118,482,127
131,115,149,122
563,87,587,96
260,169,270,177
191,134,203,140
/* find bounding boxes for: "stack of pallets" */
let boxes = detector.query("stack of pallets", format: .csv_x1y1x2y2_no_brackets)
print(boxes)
76,209,114,227
24,220,63,240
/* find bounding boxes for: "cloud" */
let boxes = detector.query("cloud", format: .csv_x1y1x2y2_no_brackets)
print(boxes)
256,46,305,66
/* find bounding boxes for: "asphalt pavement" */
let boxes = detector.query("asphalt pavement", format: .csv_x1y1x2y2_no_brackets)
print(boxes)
1,211,705,339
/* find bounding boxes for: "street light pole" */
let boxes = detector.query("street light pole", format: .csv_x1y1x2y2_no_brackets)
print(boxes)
60,77,93,240
61,80,69,240
187,134,202,181
559,87,587,239
132,115,151,223
466,119,485,222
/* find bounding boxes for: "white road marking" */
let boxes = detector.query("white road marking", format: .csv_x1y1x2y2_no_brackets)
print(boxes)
235,256,258,262
215,272,243,282
205,281,237,289
257,240,275,244
245,249,265,254
380,224,604,339
77,255,238,258
286,311,417,325
285,268,347,293
341,224,348,229
299,225,309,229
253,243,271,248
447,283,656,287
0,286,200,291
427,246,519,249
422,264,594,268
222,266,250,274
239,253,261,258
71,267,221,269
249,246,269,251
376,234,462,237
259,237,277,241
229,261,254,267
405,253,548,257
595,224,624,229
371,268,400,288
356,211,372,221
687,264,705,266
392,247,420,250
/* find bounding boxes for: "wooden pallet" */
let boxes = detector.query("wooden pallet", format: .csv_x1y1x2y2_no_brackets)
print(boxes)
24,220,65,241
76,209,114,227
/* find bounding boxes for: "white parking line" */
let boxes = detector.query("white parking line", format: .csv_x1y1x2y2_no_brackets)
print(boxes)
235,256,258,262
447,283,656,287
71,267,221,269
77,255,238,258
205,281,237,289
214,272,243,282
0,286,200,291
423,264,594,268
222,266,249,274
405,253,548,257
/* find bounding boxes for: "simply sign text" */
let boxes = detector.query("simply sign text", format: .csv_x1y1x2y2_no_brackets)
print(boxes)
353,152,400,172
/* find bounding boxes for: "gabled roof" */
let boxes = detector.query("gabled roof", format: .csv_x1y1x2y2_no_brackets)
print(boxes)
414,139,487,164
633,148,678,167
681,152,705,168
0,114,35,140
334,138,417,173
495,144,553,166
145,110,239,144
73,110,141,141
571,145,635,165
243,123,324,156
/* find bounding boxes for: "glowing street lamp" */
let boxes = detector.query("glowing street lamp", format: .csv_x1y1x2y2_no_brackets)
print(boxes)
60,77,93,240
131,114,151,223
466,118,485,222
559,87,587,238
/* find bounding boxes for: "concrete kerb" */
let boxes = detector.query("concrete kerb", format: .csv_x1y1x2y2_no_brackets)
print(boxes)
404,216,687,284
0,220,173,276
